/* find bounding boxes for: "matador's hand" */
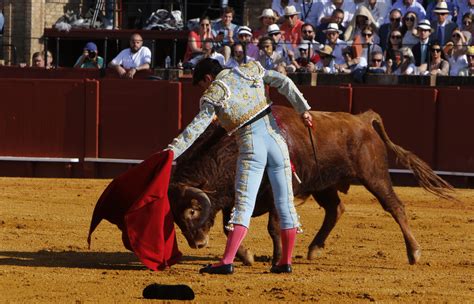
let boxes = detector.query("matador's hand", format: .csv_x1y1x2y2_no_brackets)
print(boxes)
301,111,313,128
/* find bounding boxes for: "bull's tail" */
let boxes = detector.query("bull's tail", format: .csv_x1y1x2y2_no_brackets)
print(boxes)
367,110,455,201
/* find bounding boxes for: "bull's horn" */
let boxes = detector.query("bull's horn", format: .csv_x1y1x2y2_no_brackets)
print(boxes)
183,186,211,227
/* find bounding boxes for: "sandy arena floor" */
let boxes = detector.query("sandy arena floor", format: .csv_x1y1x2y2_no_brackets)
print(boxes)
0,177,473,303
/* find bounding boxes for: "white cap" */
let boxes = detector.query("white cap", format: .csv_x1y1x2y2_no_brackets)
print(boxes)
238,26,252,36
259,8,276,19
267,24,281,35
417,19,432,31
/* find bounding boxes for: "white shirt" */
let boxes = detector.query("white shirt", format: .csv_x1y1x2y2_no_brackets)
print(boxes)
326,38,348,65
318,1,356,27
110,46,152,69
189,52,225,67
387,0,426,23
225,56,255,69
448,54,468,76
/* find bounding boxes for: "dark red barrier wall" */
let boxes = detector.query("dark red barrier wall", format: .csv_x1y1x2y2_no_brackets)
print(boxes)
181,82,205,126
0,66,101,79
436,88,474,172
99,80,181,159
269,85,352,112
351,87,437,168
0,79,88,157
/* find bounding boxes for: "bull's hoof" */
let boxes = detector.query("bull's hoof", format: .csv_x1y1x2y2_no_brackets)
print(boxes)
408,248,421,265
240,249,254,266
307,246,324,260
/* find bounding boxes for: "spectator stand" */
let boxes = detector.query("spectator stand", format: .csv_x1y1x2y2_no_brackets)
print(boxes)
43,28,188,69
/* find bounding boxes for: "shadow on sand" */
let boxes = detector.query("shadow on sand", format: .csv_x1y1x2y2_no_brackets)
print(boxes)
0,250,217,270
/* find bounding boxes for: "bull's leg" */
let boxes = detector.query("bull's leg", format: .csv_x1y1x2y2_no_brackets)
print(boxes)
360,176,421,265
307,187,345,260
267,207,282,265
222,207,254,266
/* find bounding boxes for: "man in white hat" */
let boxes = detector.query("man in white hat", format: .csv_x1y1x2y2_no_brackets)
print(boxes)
412,19,433,67
237,26,259,60
426,0,456,23
432,1,457,46
323,23,348,65
388,0,426,23
281,5,305,50
268,23,294,65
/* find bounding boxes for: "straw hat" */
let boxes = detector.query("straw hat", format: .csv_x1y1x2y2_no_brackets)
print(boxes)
467,46,474,56
317,45,335,57
433,1,450,14
323,23,342,34
259,8,276,20
284,5,300,16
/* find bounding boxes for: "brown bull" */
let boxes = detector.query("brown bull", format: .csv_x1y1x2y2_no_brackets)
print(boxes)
169,105,453,266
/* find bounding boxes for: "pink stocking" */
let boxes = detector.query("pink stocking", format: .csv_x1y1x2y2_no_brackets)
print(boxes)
214,224,248,266
279,227,297,265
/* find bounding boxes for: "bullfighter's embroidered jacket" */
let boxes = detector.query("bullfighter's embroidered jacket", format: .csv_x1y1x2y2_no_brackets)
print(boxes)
168,61,310,160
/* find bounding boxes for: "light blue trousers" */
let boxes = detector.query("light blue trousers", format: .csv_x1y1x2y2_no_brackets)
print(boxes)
228,113,300,230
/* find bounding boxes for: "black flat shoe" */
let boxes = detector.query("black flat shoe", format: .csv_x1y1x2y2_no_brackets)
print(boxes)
199,264,234,275
270,264,292,273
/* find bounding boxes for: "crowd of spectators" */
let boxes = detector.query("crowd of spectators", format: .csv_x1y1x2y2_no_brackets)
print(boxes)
14,1,473,78
179,1,473,77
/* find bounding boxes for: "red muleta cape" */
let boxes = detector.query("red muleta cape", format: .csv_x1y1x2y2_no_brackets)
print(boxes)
87,150,182,271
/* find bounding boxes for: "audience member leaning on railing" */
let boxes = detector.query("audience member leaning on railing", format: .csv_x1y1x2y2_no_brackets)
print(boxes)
31,51,53,68
458,46,474,76
420,41,450,75
108,33,151,79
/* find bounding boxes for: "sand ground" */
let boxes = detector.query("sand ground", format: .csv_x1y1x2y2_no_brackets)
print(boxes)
1,177,473,303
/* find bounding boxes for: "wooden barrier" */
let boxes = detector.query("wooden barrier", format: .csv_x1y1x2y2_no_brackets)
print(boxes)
269,85,352,112
180,82,205,126
98,79,181,159
352,86,437,168
0,66,101,79
0,78,87,157
436,88,474,172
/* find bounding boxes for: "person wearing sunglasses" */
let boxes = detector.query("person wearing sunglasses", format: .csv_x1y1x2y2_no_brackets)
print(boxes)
426,0,457,23
385,30,403,69
368,50,387,74
432,1,457,46
301,23,323,50
422,41,450,75
457,0,474,29
458,46,474,76
460,13,473,44
343,6,379,43
267,24,294,66
183,16,214,63
280,5,305,51
446,30,469,76
378,8,402,51
401,12,419,48
288,40,319,72
388,0,426,24
388,46,415,75
359,25,383,62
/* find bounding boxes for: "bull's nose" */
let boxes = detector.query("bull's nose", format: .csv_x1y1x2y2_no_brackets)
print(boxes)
197,243,206,249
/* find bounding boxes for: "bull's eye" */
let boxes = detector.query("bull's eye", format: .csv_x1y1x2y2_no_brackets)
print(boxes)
185,207,199,220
